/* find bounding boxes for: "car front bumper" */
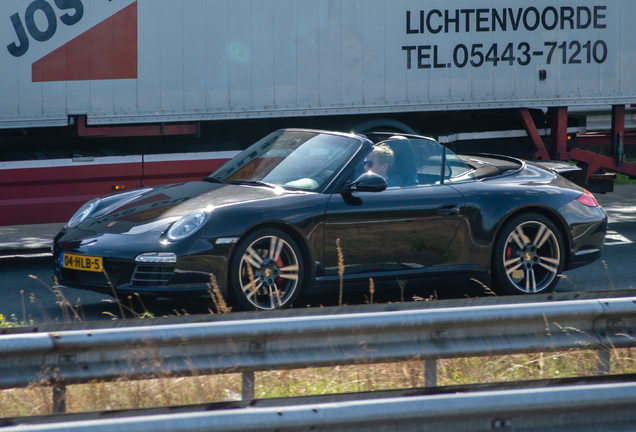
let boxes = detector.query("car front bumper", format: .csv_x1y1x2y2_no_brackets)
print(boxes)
53,232,234,299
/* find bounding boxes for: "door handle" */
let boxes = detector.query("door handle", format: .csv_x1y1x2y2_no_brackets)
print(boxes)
436,204,460,216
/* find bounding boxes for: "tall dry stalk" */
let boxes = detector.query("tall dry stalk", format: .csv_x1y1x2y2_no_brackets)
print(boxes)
20,289,27,324
245,258,259,311
369,278,375,304
30,275,84,323
470,278,497,296
101,268,126,319
208,274,231,314
602,260,616,291
336,238,344,306
397,279,406,303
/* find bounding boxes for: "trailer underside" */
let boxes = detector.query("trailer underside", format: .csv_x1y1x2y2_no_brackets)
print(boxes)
519,105,636,193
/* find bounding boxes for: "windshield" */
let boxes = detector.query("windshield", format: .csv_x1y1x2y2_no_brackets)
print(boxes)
210,130,363,191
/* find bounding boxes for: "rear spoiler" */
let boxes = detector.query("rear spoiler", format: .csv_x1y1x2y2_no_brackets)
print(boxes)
526,160,581,175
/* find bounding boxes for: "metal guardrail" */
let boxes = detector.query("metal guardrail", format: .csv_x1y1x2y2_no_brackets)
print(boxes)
1,296,635,414
3,381,636,431
4,373,636,427
2,296,635,387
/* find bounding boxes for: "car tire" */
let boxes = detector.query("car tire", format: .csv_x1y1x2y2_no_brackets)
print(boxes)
229,228,304,311
492,213,565,295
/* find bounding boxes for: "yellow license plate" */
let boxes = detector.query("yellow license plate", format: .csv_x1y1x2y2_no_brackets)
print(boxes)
61,253,104,272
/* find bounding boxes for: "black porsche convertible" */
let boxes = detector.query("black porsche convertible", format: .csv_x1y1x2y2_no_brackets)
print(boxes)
53,129,607,310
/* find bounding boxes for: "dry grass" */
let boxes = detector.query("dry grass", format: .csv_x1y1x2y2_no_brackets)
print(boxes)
1,349,635,417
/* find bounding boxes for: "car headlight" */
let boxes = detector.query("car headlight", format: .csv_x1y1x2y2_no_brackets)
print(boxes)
166,210,209,241
66,198,100,228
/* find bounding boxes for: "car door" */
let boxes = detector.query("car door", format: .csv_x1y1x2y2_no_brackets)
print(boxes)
322,183,465,281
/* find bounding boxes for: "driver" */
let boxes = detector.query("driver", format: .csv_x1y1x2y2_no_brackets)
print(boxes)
362,144,394,180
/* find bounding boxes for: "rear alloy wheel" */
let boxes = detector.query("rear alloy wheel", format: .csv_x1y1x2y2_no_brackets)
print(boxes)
231,229,304,311
492,213,564,295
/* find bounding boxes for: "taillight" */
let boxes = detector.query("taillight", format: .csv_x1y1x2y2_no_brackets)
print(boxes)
576,189,599,207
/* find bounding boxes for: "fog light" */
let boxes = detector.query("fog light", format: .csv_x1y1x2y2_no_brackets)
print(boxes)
135,252,177,263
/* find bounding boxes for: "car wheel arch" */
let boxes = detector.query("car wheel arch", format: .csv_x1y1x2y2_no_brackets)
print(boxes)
491,206,573,271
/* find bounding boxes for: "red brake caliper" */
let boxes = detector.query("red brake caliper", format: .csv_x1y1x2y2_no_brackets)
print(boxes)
276,256,284,285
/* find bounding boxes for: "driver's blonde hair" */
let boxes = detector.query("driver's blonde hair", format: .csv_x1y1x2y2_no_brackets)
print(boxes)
372,144,394,171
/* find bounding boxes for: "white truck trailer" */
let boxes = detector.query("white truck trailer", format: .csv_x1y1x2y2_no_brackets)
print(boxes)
1,0,635,225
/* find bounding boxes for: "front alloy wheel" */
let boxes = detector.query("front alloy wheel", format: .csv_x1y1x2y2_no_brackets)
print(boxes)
231,229,304,311
493,213,564,295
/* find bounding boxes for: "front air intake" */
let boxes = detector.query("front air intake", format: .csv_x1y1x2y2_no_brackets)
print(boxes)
131,264,175,287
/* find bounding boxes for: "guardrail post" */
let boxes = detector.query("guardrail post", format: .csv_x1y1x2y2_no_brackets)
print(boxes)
598,348,611,375
424,359,437,387
242,371,255,400
52,383,66,413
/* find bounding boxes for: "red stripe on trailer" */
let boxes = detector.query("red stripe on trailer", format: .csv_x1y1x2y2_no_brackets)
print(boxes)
0,162,142,226
0,152,235,226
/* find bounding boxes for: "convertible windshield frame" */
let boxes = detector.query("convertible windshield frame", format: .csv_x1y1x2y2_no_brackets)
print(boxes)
210,129,365,193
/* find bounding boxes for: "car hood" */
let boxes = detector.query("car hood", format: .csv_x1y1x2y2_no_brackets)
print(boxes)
77,181,305,235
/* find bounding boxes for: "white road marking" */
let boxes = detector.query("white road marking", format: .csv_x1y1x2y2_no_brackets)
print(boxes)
605,230,633,246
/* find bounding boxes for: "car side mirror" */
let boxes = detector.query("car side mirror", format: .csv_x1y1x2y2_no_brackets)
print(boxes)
345,172,388,192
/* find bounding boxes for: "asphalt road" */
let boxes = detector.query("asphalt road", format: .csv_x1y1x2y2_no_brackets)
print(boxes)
0,185,634,326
